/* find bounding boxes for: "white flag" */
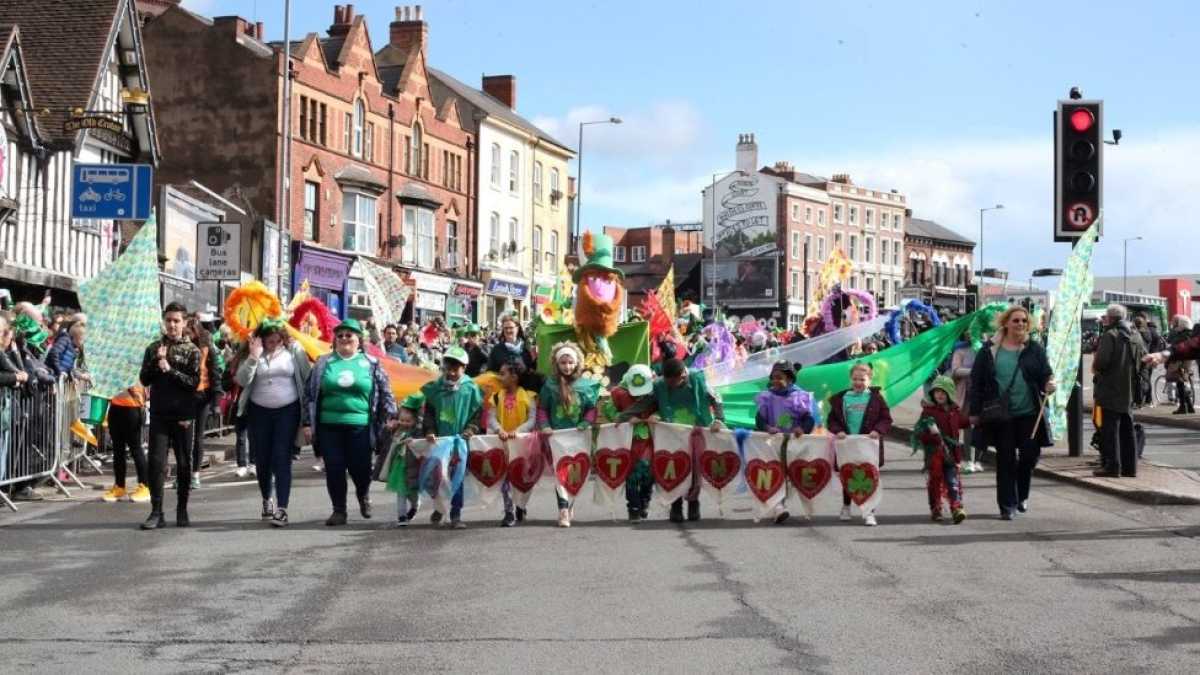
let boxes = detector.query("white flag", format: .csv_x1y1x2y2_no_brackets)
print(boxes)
650,422,696,507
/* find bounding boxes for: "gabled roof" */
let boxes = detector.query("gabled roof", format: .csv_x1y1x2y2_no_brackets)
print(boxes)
0,25,45,147
427,67,573,155
907,217,975,245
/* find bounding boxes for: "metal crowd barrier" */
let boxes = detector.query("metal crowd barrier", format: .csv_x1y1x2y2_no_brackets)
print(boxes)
0,376,73,512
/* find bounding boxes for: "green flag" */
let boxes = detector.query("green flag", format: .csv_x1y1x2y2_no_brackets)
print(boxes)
78,216,163,400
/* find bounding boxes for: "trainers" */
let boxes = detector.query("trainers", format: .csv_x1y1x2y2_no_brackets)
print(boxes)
930,509,944,522
14,486,43,501
961,463,976,475
839,505,852,521
325,511,348,526
863,512,877,527
190,474,201,490
262,498,274,519
1017,500,1029,513
669,501,684,523
973,462,985,473
405,505,418,521
557,508,571,528
451,520,467,530
128,484,151,503
249,465,258,477
358,495,373,519
312,463,323,473
1000,509,1015,521
140,511,166,530
234,466,249,478
515,506,526,522
271,508,289,528
687,499,701,522
952,507,967,524
774,510,790,525
430,511,443,525
501,512,516,527
628,511,642,524
101,486,127,503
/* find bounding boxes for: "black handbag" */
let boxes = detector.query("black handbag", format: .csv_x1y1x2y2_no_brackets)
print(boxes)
978,349,1023,424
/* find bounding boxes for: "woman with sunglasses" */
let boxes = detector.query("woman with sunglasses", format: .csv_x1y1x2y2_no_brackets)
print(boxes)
307,318,397,526
968,305,1056,520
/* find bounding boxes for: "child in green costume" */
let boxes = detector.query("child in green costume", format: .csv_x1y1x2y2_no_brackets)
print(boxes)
385,394,424,527
537,342,598,528
420,347,484,529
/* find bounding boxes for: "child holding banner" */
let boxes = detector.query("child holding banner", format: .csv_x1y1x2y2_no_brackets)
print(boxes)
487,360,538,527
610,364,656,523
827,362,892,526
385,394,424,527
911,376,968,524
537,342,598,528
755,361,817,524
420,347,484,529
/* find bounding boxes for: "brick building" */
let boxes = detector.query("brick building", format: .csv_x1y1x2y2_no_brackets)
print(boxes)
604,221,705,307
902,215,975,313
143,3,478,321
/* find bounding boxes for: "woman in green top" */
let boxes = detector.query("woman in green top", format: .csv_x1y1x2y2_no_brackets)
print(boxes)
306,319,397,526
537,342,598,528
968,306,1056,521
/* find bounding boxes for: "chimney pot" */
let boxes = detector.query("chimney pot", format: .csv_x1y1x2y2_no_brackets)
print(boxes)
415,5,422,20
255,22,264,39
389,5,428,56
345,4,355,21
482,74,517,109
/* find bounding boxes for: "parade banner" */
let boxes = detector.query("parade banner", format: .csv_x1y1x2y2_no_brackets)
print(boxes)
467,435,509,508
718,312,977,428
505,432,544,509
592,423,635,512
78,215,162,400
417,437,468,515
548,428,592,504
835,436,882,515
1045,220,1099,440
786,436,837,517
651,422,696,506
697,427,742,510
741,430,786,521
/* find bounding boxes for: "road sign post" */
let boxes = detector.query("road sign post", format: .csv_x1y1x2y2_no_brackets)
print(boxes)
71,164,153,221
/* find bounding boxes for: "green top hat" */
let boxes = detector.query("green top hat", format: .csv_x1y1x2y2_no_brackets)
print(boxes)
573,231,626,283
334,318,364,335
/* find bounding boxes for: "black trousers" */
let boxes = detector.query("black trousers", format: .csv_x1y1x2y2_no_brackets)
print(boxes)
190,399,212,474
1098,407,1137,476
108,405,146,488
148,416,193,511
989,415,1041,513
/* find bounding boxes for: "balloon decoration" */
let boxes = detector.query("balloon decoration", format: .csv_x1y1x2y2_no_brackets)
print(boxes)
819,286,878,334
884,299,943,345
288,297,339,342
223,280,283,339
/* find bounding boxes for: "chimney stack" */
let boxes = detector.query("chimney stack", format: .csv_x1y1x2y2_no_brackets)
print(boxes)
254,22,265,40
213,15,251,40
482,75,517,109
389,5,428,57
736,133,758,175
330,4,355,36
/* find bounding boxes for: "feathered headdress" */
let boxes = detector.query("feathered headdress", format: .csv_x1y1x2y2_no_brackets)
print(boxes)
223,281,283,340
288,297,339,342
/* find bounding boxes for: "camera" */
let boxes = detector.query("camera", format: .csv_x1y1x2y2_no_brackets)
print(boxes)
206,225,231,247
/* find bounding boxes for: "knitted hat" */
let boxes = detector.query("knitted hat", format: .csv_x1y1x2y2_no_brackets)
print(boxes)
928,375,957,400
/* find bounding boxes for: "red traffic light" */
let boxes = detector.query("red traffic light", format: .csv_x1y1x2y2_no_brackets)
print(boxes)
1069,108,1095,133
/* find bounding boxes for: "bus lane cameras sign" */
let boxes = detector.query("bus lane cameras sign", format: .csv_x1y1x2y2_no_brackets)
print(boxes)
196,221,241,281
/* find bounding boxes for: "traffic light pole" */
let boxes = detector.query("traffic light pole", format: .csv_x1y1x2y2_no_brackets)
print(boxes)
1066,237,1084,457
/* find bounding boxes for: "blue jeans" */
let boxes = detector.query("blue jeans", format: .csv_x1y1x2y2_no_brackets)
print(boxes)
247,401,300,509
318,423,372,513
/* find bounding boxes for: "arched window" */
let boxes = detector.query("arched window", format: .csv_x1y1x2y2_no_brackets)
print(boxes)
352,99,365,157
490,143,501,187
508,150,519,193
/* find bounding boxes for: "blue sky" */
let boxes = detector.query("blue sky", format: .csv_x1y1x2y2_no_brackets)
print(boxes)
183,0,1199,280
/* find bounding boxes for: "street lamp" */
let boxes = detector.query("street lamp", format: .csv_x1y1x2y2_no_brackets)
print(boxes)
978,203,1003,277
708,169,746,312
1123,236,1143,294
573,117,622,246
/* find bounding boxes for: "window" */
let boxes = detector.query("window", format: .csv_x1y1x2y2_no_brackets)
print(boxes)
865,209,874,227
533,162,544,202
880,238,889,265
319,102,327,145
364,123,374,162
342,192,377,255
791,204,800,221
849,234,858,260
442,150,450,187
549,168,561,207
614,245,626,262
805,233,813,259
632,245,646,262
402,208,417,265
817,209,825,226
490,144,501,188
422,142,430,179
849,206,858,226
805,207,813,224
509,151,519,193
879,211,889,230
790,231,800,259
418,209,434,269
447,220,459,270
866,277,874,293
352,99,364,157
881,279,890,306
489,212,500,255
533,226,543,272
816,236,825,260
548,230,559,273
893,240,901,266
833,203,844,223
343,112,352,151
791,270,800,299
507,218,520,262
865,236,873,264
304,182,319,242
300,95,308,140
834,232,843,252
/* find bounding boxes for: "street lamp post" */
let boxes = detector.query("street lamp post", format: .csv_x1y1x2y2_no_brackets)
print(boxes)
708,169,746,314
1123,236,1143,294
573,117,622,248
978,204,1003,280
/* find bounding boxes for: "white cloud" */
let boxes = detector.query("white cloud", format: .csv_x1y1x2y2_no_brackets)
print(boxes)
531,100,703,160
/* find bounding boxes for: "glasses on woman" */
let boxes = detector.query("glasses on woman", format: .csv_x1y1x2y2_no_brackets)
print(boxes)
1009,318,1029,324
335,332,356,340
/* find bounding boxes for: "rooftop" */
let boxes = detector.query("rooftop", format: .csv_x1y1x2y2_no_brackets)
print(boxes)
906,217,975,245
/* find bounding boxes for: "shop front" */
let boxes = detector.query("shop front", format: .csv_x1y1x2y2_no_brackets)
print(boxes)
482,272,530,327
294,243,355,319
407,270,453,323
448,281,482,327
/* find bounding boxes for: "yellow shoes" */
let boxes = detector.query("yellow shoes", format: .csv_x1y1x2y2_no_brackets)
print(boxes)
101,486,127,503
128,484,151,503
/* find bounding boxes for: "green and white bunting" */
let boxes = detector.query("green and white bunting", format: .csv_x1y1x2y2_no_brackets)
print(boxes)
1045,221,1101,439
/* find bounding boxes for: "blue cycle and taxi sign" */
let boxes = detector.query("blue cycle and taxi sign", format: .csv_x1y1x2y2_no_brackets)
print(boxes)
71,163,153,220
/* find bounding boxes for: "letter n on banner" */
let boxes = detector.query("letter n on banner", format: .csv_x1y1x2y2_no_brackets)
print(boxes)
548,427,592,503
698,427,742,515
651,422,695,507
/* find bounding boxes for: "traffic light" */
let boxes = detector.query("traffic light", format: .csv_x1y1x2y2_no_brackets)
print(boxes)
1054,98,1103,241
965,284,978,313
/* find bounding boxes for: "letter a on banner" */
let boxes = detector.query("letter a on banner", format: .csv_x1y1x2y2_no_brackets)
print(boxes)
592,423,634,513
698,427,741,514
785,436,837,517
548,428,592,503
835,435,882,515
468,435,509,508
651,422,695,506
504,432,544,509
741,430,785,521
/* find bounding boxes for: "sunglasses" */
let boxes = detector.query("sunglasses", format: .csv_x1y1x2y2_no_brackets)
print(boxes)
335,332,357,339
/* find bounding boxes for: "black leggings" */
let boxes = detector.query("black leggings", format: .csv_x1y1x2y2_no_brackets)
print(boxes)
108,405,146,487
148,417,193,511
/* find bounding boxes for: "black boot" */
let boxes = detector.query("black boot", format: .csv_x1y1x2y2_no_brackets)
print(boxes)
669,499,684,523
141,499,166,530
687,499,701,522
176,491,190,527
358,494,372,519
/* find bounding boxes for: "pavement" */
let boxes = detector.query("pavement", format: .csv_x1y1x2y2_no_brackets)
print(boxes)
4,438,1200,673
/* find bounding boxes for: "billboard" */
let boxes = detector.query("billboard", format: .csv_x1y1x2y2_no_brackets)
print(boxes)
712,173,774,256
702,254,779,307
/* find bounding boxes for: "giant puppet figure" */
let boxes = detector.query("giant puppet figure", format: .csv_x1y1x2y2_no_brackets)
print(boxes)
572,231,625,374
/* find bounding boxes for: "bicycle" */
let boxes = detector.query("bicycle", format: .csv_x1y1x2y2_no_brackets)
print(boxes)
1153,363,1196,407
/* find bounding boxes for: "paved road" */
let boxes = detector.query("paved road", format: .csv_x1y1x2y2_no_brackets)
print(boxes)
3,443,1200,673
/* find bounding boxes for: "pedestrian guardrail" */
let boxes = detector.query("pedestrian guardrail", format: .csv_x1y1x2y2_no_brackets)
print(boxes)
0,376,74,512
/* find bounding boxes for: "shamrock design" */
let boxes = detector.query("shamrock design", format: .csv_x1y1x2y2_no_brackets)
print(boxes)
839,462,880,506
848,468,873,495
